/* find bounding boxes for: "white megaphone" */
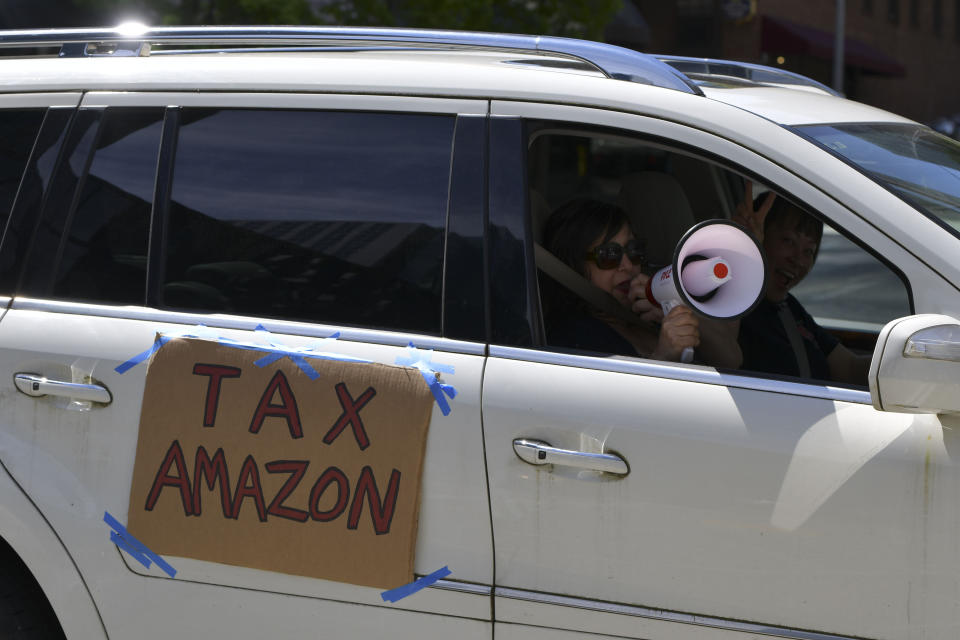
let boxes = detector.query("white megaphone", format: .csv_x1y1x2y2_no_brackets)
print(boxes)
644,219,767,363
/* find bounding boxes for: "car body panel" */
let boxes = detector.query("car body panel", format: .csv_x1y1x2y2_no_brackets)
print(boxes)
482,353,950,639
0,453,105,640
700,85,917,126
0,301,492,636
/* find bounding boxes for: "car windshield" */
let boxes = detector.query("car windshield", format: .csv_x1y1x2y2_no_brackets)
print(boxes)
794,122,960,236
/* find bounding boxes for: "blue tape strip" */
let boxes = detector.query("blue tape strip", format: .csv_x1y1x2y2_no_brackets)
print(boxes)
116,326,364,380
104,511,177,578
380,566,452,603
114,324,224,373
395,344,457,416
115,335,172,374
109,531,151,569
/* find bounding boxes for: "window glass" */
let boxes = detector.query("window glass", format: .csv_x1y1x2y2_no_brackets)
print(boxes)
796,123,960,235
528,124,910,387
164,109,453,334
19,109,102,298
0,108,71,295
791,227,910,330
50,108,162,304
0,109,44,228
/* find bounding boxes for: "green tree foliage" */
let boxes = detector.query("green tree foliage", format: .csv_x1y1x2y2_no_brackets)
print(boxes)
77,0,321,26
324,0,623,40
77,0,623,40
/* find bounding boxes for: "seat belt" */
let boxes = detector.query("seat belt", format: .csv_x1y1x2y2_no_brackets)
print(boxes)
776,302,811,378
534,243,648,328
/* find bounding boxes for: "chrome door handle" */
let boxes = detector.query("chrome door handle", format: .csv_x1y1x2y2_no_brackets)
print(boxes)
14,373,112,405
512,438,629,476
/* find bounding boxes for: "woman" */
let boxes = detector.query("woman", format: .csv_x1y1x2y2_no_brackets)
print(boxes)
542,198,700,362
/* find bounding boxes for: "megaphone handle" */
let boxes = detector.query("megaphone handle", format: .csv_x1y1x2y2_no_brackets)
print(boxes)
660,298,695,364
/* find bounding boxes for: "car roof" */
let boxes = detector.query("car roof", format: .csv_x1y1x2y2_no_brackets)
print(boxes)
699,84,915,126
0,25,918,129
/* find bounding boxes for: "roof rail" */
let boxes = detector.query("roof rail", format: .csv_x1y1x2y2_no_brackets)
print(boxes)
0,25,704,96
655,55,841,97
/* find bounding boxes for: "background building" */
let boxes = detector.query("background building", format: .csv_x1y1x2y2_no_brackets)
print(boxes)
628,0,959,123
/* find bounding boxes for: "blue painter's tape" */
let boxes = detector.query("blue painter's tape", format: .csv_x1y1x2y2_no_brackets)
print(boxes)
114,324,222,374
380,566,452,603
110,531,151,569
114,335,172,374
395,344,457,416
104,511,177,578
116,326,364,379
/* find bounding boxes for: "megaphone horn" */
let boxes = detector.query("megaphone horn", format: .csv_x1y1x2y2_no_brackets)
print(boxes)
644,219,767,361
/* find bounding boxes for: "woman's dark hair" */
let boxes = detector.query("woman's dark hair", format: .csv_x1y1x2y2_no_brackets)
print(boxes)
543,198,632,277
539,198,634,329
763,197,824,255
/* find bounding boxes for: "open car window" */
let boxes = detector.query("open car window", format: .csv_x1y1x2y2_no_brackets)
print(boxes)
527,121,911,387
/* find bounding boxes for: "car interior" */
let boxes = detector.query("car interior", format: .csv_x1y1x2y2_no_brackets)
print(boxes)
527,124,912,385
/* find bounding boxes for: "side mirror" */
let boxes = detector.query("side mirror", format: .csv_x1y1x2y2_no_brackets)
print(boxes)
869,314,960,414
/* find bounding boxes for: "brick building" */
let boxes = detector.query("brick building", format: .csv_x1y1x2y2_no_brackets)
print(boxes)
619,0,960,123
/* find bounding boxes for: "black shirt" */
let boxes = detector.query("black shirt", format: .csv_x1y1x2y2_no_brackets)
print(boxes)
739,294,839,380
547,313,638,357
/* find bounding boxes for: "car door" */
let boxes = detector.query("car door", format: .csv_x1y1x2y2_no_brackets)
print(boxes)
482,101,960,640
0,92,492,638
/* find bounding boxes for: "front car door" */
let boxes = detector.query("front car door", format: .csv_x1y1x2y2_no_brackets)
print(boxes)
0,92,493,638
482,100,960,640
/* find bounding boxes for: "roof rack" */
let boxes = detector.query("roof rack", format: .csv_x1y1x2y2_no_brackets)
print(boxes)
0,25,704,96
655,55,841,97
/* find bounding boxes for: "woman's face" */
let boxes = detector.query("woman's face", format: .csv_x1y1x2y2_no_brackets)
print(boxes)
584,223,642,308
763,218,818,302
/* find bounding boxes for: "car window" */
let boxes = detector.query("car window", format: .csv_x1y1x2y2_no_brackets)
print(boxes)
796,123,960,236
791,226,911,332
0,109,45,228
0,108,47,294
527,122,911,386
49,108,163,305
162,108,453,335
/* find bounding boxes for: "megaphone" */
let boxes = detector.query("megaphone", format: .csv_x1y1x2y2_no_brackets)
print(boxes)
644,219,767,362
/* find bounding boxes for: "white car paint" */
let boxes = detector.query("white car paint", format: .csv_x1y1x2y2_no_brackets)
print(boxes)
0,27,958,640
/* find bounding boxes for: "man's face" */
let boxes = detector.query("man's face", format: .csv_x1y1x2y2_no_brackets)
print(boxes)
763,219,818,302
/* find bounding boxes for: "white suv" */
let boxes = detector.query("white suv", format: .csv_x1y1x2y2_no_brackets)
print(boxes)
0,24,958,640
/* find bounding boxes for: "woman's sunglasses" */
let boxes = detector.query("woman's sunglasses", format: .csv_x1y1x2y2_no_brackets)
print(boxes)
585,239,646,270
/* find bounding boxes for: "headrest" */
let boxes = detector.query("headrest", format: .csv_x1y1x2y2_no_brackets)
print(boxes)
530,189,552,244
617,172,695,269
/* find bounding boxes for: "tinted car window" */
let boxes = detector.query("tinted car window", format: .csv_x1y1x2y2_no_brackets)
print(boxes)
51,108,162,304
163,109,453,334
0,108,46,293
0,109,44,227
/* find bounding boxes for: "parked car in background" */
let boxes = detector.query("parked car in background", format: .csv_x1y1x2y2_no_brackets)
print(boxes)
0,24,958,640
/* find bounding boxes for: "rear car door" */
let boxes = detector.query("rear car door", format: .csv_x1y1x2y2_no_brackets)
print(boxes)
0,92,492,638
482,101,960,640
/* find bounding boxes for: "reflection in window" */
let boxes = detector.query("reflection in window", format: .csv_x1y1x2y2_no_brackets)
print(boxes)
52,108,162,304
797,122,960,235
0,109,44,226
165,109,453,334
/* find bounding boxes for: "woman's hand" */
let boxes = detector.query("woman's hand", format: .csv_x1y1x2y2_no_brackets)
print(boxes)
628,273,664,323
651,305,700,362
731,181,776,244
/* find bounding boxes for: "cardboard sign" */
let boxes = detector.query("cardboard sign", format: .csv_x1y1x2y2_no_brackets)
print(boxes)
127,337,435,589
